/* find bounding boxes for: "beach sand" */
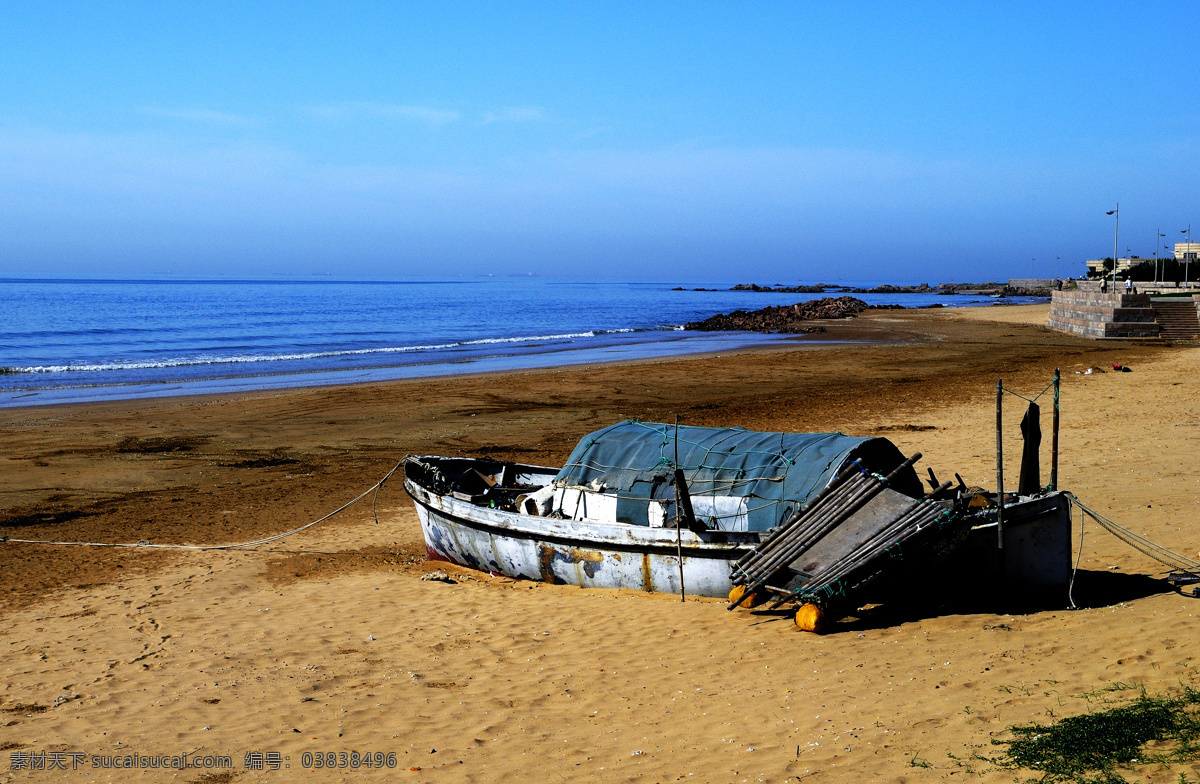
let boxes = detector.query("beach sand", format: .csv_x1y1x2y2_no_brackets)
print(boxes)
3,304,1199,782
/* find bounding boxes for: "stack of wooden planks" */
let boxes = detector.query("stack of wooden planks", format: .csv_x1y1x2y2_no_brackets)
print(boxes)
728,452,960,614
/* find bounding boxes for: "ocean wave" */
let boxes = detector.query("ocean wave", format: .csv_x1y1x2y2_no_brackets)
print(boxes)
9,331,601,374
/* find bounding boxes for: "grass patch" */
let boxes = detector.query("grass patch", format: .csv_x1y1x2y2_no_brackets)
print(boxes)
992,685,1200,782
908,750,931,768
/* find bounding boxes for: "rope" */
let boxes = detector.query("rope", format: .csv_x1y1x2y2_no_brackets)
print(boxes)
1067,502,1082,609
1000,378,1056,405
1064,491,1200,579
0,461,403,552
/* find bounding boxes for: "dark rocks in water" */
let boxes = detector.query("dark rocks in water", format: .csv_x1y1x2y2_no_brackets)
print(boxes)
685,296,872,332
1000,285,1052,297
938,281,1049,297
843,283,936,294
730,283,828,293
937,282,1004,293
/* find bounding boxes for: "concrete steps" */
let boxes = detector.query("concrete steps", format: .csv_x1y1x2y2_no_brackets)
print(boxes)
1048,291,1161,338
1152,300,1200,340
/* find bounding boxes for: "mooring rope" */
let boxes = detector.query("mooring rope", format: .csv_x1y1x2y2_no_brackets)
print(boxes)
1067,502,1083,609
0,461,402,552
999,378,1057,405
1064,491,1200,581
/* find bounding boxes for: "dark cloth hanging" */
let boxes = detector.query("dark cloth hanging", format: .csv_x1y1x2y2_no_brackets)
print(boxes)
1018,402,1042,496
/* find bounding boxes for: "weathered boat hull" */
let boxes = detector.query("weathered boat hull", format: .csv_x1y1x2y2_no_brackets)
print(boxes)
962,491,1073,587
405,472,754,597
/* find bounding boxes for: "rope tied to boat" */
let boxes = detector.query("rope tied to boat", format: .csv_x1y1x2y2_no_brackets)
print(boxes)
1063,491,1200,607
1063,492,1200,577
0,461,403,551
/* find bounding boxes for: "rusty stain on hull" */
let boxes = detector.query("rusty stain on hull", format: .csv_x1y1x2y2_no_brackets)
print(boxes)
537,544,607,583
540,545,604,581
536,544,563,584
409,479,750,597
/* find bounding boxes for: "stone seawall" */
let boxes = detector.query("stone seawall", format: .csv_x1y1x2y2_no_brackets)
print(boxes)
1047,291,1160,338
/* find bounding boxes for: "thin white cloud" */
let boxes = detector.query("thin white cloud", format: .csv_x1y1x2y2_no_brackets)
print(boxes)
141,107,255,126
307,102,459,127
482,107,546,124
0,123,1175,279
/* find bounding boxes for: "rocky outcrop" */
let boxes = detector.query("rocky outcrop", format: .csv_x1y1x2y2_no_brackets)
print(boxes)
1001,285,1052,297
729,283,829,293
843,283,936,294
685,296,870,332
937,282,1004,293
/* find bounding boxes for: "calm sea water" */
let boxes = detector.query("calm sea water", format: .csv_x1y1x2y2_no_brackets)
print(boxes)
0,277,1037,407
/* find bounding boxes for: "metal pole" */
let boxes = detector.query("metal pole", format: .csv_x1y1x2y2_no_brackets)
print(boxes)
1155,229,1161,285
1113,205,1119,293
1051,368,1060,492
1187,224,1192,288
674,415,685,602
996,379,1006,577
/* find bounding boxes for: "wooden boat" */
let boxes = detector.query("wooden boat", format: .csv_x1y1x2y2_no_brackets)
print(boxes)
403,455,762,596
403,421,1076,621
402,421,926,597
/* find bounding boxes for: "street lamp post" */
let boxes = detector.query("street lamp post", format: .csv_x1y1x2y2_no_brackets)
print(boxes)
1156,230,1165,285
1184,225,1193,288
1106,205,1119,294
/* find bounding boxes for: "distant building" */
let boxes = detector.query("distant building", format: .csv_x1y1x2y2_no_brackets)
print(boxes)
1084,244,1200,277
1085,256,1143,276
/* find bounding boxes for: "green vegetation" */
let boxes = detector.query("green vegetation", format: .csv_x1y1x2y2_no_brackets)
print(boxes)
992,685,1200,783
907,750,931,768
1123,258,1198,283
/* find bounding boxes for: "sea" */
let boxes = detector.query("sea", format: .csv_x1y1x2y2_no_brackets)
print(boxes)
0,277,1042,407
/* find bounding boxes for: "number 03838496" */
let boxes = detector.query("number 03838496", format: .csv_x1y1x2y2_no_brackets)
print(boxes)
301,751,397,769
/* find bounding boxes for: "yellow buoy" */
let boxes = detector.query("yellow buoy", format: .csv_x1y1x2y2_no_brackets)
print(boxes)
728,584,768,608
794,603,827,633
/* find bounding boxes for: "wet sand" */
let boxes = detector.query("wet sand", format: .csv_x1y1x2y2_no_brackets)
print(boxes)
3,304,1199,782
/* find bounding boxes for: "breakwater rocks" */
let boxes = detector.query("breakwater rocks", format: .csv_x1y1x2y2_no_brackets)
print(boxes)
729,283,829,293
843,283,936,294
685,296,870,333
672,281,1051,296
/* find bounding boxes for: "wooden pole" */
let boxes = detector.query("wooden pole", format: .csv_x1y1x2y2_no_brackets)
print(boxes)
728,452,922,609
732,460,862,568
1051,368,1061,491
674,415,686,602
996,379,1006,578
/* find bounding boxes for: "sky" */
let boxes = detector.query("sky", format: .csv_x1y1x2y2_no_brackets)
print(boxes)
1,2,1198,282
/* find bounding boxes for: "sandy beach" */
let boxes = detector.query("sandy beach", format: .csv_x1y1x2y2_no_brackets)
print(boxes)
3,304,1199,783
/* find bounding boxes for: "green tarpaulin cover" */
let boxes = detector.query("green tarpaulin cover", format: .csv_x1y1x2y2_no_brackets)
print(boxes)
553,420,921,531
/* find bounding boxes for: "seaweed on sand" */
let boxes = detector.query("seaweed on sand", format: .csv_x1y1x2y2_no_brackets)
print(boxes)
992,685,1200,782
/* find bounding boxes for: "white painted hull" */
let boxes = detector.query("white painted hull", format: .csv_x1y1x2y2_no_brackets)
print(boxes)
405,476,754,597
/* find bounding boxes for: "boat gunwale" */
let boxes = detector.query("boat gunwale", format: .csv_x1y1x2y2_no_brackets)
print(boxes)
403,456,757,559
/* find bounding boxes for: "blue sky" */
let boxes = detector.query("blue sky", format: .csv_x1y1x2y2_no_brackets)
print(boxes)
1,2,1197,281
